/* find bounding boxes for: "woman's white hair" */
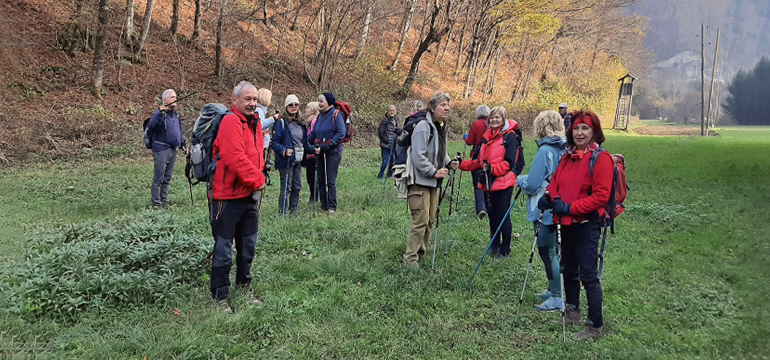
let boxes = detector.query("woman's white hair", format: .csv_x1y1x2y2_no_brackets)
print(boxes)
305,101,320,118
475,105,490,119
409,100,424,113
533,110,565,139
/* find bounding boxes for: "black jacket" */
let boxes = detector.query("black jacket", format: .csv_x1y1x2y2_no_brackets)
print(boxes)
378,115,401,148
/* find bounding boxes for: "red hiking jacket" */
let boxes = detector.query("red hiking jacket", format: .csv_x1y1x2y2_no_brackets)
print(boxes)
460,120,519,192
465,118,488,159
546,143,613,225
210,106,266,200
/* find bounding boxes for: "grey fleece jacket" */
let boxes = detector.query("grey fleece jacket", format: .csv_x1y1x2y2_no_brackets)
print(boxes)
408,112,452,188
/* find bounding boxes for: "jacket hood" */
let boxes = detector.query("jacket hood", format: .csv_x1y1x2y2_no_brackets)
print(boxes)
485,120,518,141
537,136,566,149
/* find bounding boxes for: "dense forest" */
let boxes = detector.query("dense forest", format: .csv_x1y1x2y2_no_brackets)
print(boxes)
1,0,650,163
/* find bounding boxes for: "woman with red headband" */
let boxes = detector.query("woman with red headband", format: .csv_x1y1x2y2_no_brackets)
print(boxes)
538,110,613,341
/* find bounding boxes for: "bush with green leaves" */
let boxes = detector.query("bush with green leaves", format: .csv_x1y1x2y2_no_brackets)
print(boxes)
0,211,210,320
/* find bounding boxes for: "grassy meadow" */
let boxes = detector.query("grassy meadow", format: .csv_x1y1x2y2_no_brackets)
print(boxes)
0,126,769,359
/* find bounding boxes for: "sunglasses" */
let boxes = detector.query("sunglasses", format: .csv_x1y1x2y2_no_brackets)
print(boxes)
288,103,299,107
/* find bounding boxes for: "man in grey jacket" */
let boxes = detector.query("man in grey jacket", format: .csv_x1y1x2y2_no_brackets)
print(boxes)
403,92,459,266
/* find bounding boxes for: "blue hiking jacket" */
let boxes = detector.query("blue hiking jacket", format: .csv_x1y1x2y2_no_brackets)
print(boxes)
308,107,346,155
271,118,314,169
516,136,567,225
146,109,185,152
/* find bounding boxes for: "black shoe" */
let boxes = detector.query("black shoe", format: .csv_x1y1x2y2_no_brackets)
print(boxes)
477,210,487,220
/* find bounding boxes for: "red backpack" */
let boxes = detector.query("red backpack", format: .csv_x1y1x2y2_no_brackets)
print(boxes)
332,101,353,143
589,148,628,229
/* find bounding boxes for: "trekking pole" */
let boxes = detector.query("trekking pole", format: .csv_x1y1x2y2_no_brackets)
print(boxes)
514,210,545,327
188,180,194,206
555,198,567,343
455,146,466,212
431,173,453,270
598,222,610,279
282,165,290,218
323,140,330,207
468,187,522,287
443,169,458,264
383,136,395,190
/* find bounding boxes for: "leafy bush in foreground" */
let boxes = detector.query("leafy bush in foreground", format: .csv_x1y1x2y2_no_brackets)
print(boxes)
0,211,210,319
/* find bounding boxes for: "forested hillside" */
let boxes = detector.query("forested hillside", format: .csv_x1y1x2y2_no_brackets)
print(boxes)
0,0,647,163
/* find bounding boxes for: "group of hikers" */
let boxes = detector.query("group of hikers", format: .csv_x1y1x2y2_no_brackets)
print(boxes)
145,83,614,341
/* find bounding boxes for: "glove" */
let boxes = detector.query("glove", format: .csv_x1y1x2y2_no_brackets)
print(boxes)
319,143,332,153
395,128,402,135
482,160,492,175
552,199,571,215
477,170,488,190
463,133,469,140
537,194,553,211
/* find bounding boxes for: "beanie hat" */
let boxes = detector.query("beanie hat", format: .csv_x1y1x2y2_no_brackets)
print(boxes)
321,92,336,107
285,94,299,108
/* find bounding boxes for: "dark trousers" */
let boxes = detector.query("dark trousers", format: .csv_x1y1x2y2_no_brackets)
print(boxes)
278,163,303,213
151,148,176,206
378,147,394,178
561,216,604,327
304,158,317,202
317,152,341,211
471,170,487,214
487,187,513,255
209,196,260,300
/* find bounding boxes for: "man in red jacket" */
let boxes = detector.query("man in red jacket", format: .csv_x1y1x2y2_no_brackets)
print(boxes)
209,81,267,313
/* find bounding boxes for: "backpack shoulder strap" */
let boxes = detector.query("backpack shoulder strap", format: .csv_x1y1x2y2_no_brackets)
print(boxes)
589,146,608,175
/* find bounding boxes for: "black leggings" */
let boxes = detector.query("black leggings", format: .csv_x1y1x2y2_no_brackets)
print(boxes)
487,187,513,254
561,216,603,327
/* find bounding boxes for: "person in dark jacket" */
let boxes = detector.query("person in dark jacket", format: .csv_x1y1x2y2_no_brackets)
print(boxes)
208,81,267,313
459,106,520,258
558,103,572,130
308,92,346,213
463,105,490,219
539,110,613,340
145,89,186,209
272,94,314,215
517,110,567,312
378,105,401,179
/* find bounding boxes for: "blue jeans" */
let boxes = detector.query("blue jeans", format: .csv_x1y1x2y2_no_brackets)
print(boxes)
378,147,393,178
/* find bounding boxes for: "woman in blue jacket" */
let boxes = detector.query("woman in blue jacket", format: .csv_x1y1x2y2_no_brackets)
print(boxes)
272,94,314,215
308,92,346,213
516,110,567,311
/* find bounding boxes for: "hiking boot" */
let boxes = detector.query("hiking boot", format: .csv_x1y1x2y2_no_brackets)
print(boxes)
328,209,335,214
215,299,232,314
494,252,511,259
574,324,603,341
538,290,552,300
477,210,487,220
534,296,564,312
565,304,581,325
248,292,263,306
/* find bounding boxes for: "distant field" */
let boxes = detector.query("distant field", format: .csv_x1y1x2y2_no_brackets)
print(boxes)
1,128,768,358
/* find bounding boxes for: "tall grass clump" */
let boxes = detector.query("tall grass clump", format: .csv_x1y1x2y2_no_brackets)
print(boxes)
0,211,209,320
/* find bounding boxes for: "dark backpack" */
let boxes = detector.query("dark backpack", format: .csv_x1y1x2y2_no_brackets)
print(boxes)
510,127,526,176
332,101,353,143
393,111,433,167
185,103,229,184
143,117,152,149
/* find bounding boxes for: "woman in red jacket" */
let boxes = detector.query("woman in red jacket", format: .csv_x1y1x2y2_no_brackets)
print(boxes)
463,105,490,219
539,110,612,340
459,106,520,258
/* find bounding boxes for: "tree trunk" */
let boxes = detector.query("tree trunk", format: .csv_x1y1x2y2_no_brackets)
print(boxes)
91,0,110,99
356,0,374,60
400,0,450,100
389,0,416,70
192,0,202,42
170,0,180,36
215,0,229,79
124,0,135,44
134,0,155,56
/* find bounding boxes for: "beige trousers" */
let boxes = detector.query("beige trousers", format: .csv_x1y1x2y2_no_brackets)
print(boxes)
403,184,439,264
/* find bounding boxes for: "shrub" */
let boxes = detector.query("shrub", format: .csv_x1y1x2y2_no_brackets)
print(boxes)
0,211,210,320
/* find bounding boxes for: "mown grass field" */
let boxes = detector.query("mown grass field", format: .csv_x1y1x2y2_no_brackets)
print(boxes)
1,127,769,359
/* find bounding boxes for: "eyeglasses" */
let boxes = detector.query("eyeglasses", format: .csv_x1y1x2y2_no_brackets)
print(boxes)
288,103,299,107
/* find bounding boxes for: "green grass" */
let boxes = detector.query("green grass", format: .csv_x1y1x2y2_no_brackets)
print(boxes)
1,128,769,359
